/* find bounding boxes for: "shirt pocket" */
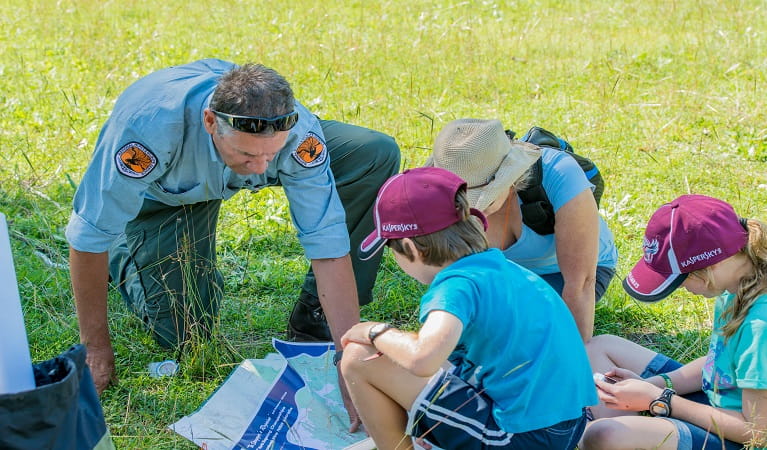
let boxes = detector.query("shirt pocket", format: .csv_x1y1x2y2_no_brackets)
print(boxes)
152,182,213,205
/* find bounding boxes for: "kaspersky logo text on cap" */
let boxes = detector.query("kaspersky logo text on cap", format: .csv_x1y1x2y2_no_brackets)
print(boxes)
680,248,722,268
382,223,418,233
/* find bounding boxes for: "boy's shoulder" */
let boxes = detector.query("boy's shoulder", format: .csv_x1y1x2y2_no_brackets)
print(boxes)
441,249,505,273
438,249,541,290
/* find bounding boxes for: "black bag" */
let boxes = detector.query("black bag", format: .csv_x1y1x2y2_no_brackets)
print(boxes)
0,344,114,450
506,126,604,235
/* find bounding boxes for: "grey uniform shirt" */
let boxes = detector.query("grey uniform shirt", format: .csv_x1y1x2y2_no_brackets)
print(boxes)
66,58,349,259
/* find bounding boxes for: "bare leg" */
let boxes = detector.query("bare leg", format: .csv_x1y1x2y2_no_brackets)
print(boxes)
587,334,659,419
580,416,679,450
340,342,432,450
587,334,659,374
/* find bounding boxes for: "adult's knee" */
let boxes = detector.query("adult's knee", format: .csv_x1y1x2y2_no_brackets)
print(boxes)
145,289,219,349
149,314,185,349
150,311,216,349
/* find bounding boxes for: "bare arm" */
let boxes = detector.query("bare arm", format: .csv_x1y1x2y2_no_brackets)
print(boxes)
672,388,767,445
644,356,705,395
742,388,767,447
553,189,599,341
69,247,115,394
342,311,462,378
311,255,360,346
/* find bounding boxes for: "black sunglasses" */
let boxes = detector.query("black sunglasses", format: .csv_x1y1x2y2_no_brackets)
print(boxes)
212,109,299,134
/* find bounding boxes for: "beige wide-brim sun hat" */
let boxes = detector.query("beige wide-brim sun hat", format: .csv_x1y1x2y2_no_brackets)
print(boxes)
424,118,542,212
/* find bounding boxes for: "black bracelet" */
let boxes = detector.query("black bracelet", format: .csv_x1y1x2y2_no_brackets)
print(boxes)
333,350,343,366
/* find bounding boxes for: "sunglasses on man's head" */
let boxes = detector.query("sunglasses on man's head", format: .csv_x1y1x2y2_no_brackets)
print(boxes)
212,110,299,134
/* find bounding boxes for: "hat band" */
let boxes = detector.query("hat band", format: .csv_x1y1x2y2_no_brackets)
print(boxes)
470,208,488,231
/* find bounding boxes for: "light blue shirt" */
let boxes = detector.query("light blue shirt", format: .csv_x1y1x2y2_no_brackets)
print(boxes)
65,59,349,260
502,147,618,274
419,249,597,433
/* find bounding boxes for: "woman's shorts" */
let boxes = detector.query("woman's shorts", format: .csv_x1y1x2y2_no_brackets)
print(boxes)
539,265,615,302
406,368,588,449
641,353,744,450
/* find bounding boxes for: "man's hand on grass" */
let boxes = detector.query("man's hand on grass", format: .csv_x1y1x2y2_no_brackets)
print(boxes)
86,344,117,395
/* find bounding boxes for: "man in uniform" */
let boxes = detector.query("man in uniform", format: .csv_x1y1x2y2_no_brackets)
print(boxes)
65,59,400,427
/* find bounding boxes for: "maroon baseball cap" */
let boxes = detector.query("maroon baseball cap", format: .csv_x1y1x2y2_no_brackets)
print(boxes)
359,167,487,261
623,194,749,302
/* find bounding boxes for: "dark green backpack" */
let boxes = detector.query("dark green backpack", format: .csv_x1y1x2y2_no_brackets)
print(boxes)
505,126,604,235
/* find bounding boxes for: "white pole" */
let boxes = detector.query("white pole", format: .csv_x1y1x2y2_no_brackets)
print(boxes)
0,212,36,394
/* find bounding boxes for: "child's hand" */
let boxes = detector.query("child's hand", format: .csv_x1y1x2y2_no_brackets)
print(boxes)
595,378,662,412
340,321,377,348
604,367,642,382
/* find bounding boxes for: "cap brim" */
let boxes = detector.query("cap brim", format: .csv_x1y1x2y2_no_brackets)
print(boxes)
359,230,388,261
622,259,688,302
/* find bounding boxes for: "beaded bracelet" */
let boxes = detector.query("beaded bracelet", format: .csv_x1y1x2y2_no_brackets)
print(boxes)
659,373,674,390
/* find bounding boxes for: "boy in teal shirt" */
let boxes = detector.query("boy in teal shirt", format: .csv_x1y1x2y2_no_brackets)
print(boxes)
340,167,596,449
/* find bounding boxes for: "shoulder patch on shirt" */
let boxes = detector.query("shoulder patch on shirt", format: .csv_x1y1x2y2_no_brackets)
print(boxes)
292,132,327,168
115,142,157,178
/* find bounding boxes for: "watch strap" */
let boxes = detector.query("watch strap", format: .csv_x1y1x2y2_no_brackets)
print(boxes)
369,323,394,346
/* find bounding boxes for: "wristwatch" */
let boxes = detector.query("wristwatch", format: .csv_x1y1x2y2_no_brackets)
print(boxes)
368,323,394,346
649,388,676,417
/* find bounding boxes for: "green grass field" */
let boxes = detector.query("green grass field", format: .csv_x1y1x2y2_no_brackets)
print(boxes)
1,0,766,447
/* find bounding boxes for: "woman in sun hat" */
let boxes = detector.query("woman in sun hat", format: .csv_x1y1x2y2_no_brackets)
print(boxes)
427,118,618,341
582,194,767,450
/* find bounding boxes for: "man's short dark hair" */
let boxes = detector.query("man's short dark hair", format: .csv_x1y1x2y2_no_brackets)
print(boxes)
210,63,295,117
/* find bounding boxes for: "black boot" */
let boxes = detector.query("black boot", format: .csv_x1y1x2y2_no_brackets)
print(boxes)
287,290,332,342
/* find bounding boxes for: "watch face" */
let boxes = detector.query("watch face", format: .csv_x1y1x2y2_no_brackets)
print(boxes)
650,400,670,417
369,323,386,342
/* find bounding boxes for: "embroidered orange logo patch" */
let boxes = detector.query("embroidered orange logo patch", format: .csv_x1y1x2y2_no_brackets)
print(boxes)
115,142,157,178
292,132,327,168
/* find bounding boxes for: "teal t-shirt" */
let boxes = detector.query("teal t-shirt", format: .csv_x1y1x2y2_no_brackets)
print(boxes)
419,248,597,433
702,292,767,410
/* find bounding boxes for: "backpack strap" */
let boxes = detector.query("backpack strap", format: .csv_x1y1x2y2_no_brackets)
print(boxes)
516,157,556,235
513,126,604,234
512,127,558,235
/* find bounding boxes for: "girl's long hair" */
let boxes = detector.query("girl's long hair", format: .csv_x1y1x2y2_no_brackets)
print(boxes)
722,219,767,339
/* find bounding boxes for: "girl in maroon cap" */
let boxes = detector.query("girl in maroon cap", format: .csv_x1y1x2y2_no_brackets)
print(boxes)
582,195,767,450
